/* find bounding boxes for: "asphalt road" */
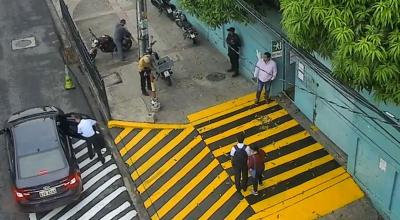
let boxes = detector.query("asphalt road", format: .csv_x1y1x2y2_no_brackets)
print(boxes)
0,0,136,219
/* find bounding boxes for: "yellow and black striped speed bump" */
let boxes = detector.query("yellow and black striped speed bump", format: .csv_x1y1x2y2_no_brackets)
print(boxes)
109,93,364,220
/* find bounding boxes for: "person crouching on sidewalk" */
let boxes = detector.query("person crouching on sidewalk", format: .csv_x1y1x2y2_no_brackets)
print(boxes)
247,145,266,195
138,55,152,96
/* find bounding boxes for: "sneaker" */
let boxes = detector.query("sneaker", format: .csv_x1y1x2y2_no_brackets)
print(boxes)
232,73,239,77
252,190,258,196
226,68,233,72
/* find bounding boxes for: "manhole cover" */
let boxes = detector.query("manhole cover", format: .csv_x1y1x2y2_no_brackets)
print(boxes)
206,72,226,82
11,36,36,50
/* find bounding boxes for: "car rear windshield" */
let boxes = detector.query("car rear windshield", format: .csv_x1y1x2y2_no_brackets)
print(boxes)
18,148,67,178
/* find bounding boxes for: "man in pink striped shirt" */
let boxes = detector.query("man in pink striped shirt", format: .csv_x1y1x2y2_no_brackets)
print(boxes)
253,52,277,104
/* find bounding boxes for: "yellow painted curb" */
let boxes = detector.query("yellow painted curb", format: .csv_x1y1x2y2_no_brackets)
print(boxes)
108,120,190,129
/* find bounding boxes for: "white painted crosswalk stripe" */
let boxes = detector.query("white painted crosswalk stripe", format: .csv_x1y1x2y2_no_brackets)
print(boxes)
78,148,106,168
100,201,131,220
58,175,122,220
83,164,118,191
73,139,86,149
79,187,127,220
81,155,112,179
119,210,138,220
29,138,136,220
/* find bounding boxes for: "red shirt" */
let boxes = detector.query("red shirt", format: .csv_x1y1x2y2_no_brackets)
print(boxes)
247,149,266,172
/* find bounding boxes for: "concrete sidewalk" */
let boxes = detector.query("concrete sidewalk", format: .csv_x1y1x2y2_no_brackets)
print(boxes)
63,0,380,219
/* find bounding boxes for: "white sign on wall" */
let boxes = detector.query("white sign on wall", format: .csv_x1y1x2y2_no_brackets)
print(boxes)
379,158,387,172
297,62,305,81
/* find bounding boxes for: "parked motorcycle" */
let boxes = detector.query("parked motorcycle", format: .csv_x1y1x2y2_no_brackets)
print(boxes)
146,37,174,86
173,10,198,44
150,0,176,20
88,28,132,60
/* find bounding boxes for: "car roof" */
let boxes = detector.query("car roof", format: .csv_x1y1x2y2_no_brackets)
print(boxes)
7,106,61,124
13,116,60,157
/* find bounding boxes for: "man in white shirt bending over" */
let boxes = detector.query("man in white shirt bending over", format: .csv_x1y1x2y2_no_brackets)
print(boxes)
74,115,105,164
253,52,277,104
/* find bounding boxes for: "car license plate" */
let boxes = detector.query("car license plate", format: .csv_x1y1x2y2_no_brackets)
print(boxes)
39,187,57,197
167,8,172,13
164,71,170,77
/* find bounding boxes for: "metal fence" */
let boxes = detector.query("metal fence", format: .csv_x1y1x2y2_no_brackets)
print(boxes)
59,0,110,119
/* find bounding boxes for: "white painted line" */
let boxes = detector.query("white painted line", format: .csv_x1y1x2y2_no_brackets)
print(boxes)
100,201,131,220
73,139,86,149
58,175,122,220
41,206,64,220
78,148,106,169
119,210,138,220
40,155,113,220
75,147,88,159
83,164,118,191
79,187,126,220
81,155,112,179
28,213,37,220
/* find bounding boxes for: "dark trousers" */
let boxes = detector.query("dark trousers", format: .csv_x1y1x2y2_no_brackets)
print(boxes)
252,171,263,191
229,53,239,74
115,40,124,60
86,134,104,160
139,70,151,92
234,165,248,190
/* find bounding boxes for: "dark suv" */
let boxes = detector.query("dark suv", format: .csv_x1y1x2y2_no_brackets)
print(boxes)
1,106,83,213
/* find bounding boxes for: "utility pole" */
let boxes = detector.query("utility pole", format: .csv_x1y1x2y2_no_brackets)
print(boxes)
136,0,148,58
136,0,161,113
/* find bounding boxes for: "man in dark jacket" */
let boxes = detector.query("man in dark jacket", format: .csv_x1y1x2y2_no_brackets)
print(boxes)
226,27,241,77
114,19,132,61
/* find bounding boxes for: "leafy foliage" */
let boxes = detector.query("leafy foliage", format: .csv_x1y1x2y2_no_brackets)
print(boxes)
280,0,400,104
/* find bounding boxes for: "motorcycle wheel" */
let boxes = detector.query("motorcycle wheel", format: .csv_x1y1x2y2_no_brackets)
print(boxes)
167,4,176,20
150,0,158,7
122,39,132,51
175,19,183,28
192,38,197,45
165,75,172,86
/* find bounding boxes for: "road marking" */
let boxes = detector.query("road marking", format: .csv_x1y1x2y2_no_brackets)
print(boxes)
120,128,151,156
114,127,134,144
199,185,237,220
204,109,289,145
73,139,86,149
187,92,257,123
225,198,249,219
173,171,229,219
132,127,195,181
197,103,274,134
58,175,121,220
126,129,172,166
151,160,220,219
119,210,138,220
79,187,127,219
100,201,131,220
81,155,112,179
136,135,202,193
28,213,37,220
143,147,210,208
75,147,88,159
83,164,118,191
78,148,106,168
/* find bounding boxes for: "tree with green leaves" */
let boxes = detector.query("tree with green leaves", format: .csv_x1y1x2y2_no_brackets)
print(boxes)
280,0,400,104
178,0,400,104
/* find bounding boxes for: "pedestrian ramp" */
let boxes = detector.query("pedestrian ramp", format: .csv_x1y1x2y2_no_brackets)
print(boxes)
108,93,364,220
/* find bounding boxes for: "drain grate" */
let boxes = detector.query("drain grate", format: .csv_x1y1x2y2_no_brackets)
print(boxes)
206,72,226,82
11,36,36,50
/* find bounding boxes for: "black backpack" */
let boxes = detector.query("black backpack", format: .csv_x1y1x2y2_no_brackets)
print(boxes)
232,145,248,167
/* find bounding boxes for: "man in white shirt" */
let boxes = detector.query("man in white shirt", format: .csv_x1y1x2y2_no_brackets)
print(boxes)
253,52,277,104
74,115,105,164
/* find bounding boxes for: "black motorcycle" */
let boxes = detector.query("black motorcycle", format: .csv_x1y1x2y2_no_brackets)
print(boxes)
150,0,176,20
174,10,198,44
88,28,133,60
146,38,174,86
